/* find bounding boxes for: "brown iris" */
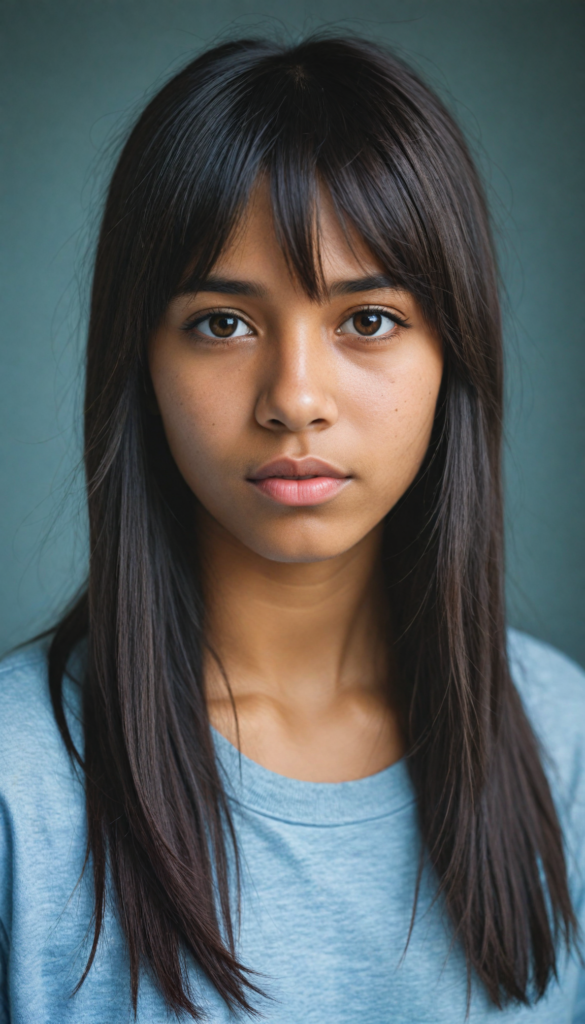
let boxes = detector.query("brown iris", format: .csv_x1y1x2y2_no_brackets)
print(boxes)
352,311,383,336
208,314,239,337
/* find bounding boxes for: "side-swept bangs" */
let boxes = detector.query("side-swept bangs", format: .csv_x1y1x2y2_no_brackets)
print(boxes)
103,36,498,401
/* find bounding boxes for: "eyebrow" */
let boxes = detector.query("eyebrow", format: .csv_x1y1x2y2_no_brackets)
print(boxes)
177,272,396,299
178,275,266,297
329,274,395,296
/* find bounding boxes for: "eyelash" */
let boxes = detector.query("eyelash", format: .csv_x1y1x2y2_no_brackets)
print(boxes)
181,305,410,340
181,308,253,340
337,306,410,337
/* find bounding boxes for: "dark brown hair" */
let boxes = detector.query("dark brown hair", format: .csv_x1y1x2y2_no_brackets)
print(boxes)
48,35,576,1018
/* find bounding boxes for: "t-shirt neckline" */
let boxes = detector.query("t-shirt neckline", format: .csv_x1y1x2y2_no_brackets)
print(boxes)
211,725,415,826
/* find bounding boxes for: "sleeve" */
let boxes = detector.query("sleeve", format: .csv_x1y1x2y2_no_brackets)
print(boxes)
0,916,9,1024
0,797,11,1024
507,631,585,1022
573,966,585,1023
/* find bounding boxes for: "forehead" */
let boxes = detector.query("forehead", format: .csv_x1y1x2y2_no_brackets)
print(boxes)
211,179,384,286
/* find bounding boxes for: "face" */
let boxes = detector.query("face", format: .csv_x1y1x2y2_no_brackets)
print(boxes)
149,184,443,563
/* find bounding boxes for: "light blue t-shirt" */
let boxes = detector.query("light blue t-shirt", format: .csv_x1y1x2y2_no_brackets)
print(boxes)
0,630,584,1023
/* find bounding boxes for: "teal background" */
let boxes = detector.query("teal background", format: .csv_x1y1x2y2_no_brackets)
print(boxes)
1,0,584,663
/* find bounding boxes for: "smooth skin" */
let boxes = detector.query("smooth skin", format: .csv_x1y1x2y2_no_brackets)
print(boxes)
149,184,443,782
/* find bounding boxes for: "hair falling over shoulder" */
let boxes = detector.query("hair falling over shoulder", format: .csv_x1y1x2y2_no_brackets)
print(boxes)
48,35,576,1018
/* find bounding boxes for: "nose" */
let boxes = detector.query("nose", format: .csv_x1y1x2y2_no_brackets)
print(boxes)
254,327,339,433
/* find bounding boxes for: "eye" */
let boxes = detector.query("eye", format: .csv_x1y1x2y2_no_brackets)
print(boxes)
338,310,398,338
189,313,253,339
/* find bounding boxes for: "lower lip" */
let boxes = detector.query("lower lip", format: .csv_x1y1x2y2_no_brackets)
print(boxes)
250,476,349,506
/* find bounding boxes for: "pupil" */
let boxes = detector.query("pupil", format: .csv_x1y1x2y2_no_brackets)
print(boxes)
354,312,382,336
210,314,237,337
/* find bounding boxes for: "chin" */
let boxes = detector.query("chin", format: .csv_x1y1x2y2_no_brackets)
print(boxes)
242,521,359,564
260,545,340,564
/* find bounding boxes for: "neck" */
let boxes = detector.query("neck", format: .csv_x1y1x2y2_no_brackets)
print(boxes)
198,509,403,780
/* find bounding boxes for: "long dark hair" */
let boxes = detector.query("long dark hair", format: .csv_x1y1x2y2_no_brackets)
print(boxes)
48,35,576,1018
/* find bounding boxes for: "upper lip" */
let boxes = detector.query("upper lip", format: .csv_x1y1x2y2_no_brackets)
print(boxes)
248,457,350,481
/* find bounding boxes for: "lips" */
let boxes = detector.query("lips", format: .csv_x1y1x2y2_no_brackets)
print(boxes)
248,457,351,507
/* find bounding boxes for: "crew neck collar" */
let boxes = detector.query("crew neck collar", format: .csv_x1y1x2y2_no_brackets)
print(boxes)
212,726,415,826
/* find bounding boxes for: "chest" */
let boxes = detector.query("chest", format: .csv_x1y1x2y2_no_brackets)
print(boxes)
218,805,580,1024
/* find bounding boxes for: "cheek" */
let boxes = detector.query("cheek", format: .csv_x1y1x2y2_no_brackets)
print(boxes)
153,364,249,485
345,350,442,486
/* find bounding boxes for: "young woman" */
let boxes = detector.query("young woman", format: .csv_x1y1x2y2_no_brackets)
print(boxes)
0,35,583,1024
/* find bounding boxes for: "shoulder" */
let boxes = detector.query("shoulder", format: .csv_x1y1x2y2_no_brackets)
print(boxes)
0,644,89,971
507,628,585,741
507,628,585,807
0,642,52,747
0,641,82,786
0,641,56,745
